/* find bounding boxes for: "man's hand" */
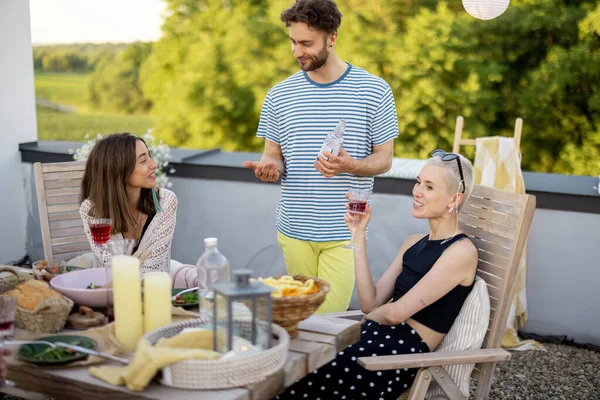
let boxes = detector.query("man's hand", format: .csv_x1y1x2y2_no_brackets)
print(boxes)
242,161,281,183
314,148,355,178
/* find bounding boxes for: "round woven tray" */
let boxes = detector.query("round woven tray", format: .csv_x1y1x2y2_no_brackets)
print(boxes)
143,317,290,390
270,275,330,338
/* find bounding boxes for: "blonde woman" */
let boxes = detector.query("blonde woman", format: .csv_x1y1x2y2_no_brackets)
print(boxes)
276,150,477,399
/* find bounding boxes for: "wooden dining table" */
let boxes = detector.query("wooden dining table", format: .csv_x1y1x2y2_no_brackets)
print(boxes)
3,314,360,400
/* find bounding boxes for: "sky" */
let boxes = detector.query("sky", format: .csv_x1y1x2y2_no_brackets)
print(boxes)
29,0,167,45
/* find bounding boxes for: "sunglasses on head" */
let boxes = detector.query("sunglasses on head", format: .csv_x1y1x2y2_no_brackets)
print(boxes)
430,149,465,193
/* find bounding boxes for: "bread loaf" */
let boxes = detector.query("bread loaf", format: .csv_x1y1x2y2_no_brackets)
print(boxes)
3,280,62,311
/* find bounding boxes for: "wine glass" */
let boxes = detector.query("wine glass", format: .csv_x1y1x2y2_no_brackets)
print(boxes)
89,218,112,248
0,296,17,387
343,188,372,251
90,218,112,321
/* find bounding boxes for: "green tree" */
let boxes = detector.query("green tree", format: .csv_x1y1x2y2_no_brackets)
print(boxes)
346,2,500,160
518,2,600,174
41,50,86,71
33,43,130,73
88,42,153,114
140,0,599,176
142,0,293,150
385,0,599,172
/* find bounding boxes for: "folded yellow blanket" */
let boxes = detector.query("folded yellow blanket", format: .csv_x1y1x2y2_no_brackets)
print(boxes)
89,330,220,391
474,136,524,194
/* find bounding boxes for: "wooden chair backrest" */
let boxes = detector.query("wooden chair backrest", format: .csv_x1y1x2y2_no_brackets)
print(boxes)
458,184,535,392
33,161,89,262
452,116,522,155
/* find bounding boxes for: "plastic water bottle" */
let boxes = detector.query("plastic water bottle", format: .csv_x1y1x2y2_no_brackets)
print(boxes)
196,237,230,308
318,119,346,161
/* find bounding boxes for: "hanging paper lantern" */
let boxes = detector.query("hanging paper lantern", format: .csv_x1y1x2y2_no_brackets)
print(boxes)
462,0,510,20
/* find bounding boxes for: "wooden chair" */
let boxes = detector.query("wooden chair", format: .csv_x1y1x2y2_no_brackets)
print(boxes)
33,161,90,262
452,116,523,155
327,185,536,400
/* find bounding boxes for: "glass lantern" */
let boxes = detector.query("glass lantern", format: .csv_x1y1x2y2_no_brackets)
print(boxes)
211,269,274,353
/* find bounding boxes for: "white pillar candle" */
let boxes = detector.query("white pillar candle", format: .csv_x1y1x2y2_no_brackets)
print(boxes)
143,271,172,333
112,254,143,352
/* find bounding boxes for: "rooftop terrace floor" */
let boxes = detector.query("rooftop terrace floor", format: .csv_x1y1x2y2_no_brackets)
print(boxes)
472,343,599,399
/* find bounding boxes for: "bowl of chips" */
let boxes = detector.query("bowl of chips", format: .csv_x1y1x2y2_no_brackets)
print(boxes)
257,275,329,338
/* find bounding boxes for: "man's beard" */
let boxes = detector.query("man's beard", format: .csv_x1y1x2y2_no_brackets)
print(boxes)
298,44,329,72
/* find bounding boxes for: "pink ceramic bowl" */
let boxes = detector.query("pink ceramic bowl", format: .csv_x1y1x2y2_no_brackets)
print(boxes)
50,268,113,308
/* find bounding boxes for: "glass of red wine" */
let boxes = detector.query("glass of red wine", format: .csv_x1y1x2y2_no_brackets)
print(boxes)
90,218,112,247
90,218,112,322
0,296,17,387
343,188,372,251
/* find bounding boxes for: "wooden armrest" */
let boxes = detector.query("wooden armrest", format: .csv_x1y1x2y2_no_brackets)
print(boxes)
358,348,511,370
322,310,363,321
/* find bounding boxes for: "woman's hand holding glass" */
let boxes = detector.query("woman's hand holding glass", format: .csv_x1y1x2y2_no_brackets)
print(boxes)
344,201,371,235
343,189,372,250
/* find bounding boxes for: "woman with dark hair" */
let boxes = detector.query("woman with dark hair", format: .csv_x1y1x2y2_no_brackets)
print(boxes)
79,133,177,273
275,151,478,399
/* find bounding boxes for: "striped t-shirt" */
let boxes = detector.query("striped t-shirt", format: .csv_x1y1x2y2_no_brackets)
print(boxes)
257,64,399,242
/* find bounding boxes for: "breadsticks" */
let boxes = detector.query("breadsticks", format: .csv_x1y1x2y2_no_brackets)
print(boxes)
257,276,318,298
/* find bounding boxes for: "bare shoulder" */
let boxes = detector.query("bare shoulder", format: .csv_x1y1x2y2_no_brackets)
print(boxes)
405,234,426,248
394,234,426,260
455,236,478,255
445,237,479,267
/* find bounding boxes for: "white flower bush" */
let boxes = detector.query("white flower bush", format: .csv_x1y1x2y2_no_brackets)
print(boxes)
69,130,174,189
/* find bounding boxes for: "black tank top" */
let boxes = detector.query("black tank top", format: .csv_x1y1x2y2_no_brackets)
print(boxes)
392,234,474,334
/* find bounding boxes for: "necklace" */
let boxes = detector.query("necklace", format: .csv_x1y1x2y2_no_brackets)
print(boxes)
133,211,144,229
125,212,145,245
134,212,145,246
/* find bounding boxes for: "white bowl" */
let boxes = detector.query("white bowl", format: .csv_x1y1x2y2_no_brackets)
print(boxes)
50,268,113,308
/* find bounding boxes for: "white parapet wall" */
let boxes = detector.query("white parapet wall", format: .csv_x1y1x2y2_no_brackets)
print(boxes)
0,0,37,263
21,167,600,345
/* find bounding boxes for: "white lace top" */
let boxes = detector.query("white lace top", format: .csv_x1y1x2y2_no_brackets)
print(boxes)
79,188,178,273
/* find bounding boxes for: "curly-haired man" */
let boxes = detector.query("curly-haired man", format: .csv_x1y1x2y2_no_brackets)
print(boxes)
243,0,399,314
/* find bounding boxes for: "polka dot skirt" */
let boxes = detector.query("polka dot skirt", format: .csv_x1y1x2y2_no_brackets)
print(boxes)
274,321,430,400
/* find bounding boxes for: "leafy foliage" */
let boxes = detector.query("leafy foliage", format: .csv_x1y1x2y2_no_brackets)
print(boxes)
89,42,154,114
35,0,600,176
33,43,131,73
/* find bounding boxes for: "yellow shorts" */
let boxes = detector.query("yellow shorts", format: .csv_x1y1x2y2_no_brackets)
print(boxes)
277,231,354,313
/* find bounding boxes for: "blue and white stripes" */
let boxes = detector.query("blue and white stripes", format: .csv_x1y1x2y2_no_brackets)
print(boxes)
257,64,399,241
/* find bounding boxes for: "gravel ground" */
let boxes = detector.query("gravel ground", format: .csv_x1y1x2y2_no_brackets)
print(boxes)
472,343,600,400
1,342,598,399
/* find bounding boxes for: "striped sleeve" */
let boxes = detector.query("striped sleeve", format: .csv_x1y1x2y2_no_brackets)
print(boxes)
371,84,399,146
257,91,280,144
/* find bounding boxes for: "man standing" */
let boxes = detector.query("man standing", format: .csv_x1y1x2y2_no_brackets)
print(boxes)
243,0,398,313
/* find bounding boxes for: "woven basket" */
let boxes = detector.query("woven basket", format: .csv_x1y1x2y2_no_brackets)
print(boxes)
270,275,330,338
15,295,74,333
0,267,34,294
143,317,289,390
